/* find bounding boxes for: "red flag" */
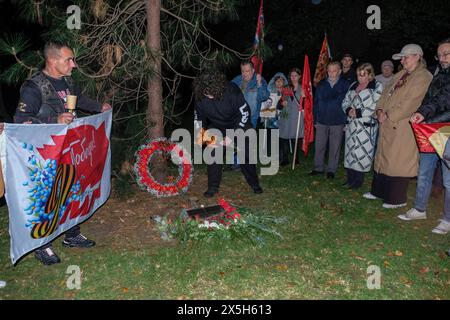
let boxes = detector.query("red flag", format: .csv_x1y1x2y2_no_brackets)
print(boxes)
313,34,332,87
301,55,314,156
412,123,450,157
251,0,264,74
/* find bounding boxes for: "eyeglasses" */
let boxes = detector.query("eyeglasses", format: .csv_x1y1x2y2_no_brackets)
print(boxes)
435,52,450,60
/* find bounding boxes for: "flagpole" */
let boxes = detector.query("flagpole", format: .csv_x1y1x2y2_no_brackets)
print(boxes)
263,118,267,152
292,97,304,170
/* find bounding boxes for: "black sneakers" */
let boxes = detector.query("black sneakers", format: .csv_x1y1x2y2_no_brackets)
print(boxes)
34,234,95,265
62,234,96,248
34,246,61,265
309,170,323,176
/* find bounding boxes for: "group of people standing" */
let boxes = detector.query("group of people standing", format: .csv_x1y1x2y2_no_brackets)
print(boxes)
312,40,450,236
307,39,450,236
195,37,450,237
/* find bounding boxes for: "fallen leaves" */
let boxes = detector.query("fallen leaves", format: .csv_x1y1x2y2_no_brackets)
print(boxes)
350,251,366,261
419,267,430,274
387,250,403,257
275,264,288,272
399,276,413,288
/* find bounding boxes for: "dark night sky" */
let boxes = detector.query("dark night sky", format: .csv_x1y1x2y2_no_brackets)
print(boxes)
1,0,450,120
212,0,450,78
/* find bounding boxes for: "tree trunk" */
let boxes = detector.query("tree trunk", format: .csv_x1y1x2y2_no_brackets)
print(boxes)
146,0,164,139
146,0,166,177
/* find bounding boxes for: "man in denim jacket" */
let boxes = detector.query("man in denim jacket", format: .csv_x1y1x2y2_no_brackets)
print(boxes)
232,60,269,129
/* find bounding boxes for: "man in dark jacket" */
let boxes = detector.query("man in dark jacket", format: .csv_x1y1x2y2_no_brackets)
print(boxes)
310,61,350,179
14,41,112,265
341,53,357,84
398,38,450,235
194,69,263,197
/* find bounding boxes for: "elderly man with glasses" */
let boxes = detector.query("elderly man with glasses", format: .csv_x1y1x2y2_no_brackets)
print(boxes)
398,38,450,235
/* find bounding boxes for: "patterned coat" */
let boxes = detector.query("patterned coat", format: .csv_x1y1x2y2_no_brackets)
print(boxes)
342,80,383,172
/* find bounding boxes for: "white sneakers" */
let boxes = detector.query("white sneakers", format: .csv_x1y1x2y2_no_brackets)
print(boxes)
383,203,407,209
432,220,450,235
398,208,427,220
363,192,378,200
398,208,450,235
363,192,407,209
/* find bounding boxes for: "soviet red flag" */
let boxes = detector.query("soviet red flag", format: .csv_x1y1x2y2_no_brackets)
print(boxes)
301,55,314,156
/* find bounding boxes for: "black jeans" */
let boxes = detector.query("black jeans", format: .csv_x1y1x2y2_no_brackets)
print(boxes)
280,138,302,165
346,168,364,189
207,141,260,191
41,225,80,249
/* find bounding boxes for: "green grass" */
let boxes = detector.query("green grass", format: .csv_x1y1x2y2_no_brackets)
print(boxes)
0,155,449,299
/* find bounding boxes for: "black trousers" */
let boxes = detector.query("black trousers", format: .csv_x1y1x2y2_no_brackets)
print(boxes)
207,142,260,191
263,128,276,157
370,171,410,205
280,138,302,165
41,225,80,249
346,168,364,189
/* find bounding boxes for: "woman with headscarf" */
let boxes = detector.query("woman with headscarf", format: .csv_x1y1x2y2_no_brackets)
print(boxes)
262,72,288,157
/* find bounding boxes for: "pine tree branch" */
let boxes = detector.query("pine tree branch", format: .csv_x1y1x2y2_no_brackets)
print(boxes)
160,6,249,60
10,47,38,74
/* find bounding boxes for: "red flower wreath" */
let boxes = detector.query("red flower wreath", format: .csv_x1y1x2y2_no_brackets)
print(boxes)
134,138,193,197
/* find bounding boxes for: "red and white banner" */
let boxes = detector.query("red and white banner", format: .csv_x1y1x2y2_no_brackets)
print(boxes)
2,111,112,264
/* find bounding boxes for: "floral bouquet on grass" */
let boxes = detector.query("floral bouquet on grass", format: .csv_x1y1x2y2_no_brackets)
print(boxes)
153,199,285,245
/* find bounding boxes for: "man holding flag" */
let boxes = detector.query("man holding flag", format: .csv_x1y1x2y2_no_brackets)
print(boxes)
232,0,269,129
399,38,450,235
232,60,269,130
230,0,269,170
13,41,112,265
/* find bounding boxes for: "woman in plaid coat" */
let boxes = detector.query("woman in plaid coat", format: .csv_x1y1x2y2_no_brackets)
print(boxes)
342,63,383,189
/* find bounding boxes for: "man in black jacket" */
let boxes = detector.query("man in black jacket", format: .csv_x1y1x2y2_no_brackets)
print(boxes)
193,69,263,197
14,41,112,265
398,38,450,235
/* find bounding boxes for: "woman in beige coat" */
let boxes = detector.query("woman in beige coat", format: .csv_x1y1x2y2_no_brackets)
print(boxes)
363,44,433,208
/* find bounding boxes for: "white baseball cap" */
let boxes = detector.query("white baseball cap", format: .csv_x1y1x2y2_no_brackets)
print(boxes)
392,44,424,60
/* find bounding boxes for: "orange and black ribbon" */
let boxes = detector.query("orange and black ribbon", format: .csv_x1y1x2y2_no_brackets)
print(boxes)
31,163,76,239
